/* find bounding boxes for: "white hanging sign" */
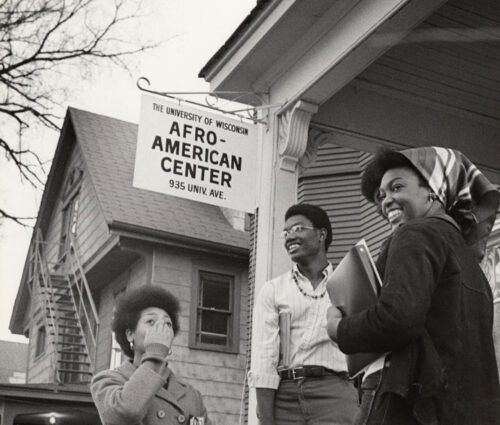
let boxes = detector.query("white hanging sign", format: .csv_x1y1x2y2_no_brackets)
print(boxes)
133,94,258,212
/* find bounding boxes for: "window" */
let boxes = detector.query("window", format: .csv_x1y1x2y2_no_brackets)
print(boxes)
58,166,83,261
59,194,80,260
109,332,123,369
109,286,126,368
34,325,46,358
190,271,240,353
9,371,26,384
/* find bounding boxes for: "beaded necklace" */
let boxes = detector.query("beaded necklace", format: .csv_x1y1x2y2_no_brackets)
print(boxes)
292,273,326,300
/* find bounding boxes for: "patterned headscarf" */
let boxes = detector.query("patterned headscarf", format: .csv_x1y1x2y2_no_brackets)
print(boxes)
401,146,499,258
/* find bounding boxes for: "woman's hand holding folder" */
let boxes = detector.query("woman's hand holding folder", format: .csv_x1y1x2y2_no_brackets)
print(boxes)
326,305,343,341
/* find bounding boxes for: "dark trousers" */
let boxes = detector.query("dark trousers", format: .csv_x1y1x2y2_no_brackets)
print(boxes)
274,374,359,424
355,370,420,425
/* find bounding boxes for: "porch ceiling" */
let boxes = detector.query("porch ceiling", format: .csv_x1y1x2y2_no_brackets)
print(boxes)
202,0,499,123
357,0,500,124
310,0,500,182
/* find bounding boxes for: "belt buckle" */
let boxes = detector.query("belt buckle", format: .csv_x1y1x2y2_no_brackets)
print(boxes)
292,367,304,380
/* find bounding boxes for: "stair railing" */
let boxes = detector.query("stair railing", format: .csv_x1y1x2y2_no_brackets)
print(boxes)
66,232,100,373
31,229,62,384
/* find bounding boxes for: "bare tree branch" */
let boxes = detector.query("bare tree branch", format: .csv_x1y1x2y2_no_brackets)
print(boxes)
0,0,163,225
0,208,36,227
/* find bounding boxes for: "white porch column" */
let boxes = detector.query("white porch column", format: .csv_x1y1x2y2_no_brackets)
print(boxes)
248,100,318,425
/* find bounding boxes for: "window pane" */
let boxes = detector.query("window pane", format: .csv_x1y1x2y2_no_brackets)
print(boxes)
201,276,230,310
35,326,46,357
200,310,228,335
70,198,79,235
200,333,227,345
110,332,122,369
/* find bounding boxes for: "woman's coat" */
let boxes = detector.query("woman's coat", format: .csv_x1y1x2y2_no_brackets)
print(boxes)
91,360,210,424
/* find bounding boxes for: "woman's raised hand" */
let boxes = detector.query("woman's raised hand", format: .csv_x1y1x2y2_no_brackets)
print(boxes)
144,319,174,353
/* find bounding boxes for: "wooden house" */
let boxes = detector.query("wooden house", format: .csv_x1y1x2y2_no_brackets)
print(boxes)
8,108,250,425
198,0,500,422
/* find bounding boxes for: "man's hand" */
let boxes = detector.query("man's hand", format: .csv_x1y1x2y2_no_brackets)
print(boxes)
326,306,343,342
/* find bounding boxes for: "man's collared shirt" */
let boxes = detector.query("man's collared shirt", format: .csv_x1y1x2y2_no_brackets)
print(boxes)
248,263,348,389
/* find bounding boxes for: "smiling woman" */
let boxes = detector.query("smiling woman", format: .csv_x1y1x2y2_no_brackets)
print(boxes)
376,166,444,231
327,146,500,425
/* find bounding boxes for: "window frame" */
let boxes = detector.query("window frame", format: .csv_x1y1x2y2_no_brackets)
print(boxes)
58,167,83,262
34,324,46,359
109,286,127,368
189,266,241,354
109,332,123,369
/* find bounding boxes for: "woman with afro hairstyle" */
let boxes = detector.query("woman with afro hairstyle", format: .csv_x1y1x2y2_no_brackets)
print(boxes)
91,284,211,424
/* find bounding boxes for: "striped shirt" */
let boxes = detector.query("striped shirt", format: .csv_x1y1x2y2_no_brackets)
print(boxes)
248,263,348,389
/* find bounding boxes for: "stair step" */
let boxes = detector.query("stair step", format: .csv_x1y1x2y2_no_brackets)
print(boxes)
46,306,76,312
50,283,71,289
40,282,66,289
40,292,71,298
57,369,93,375
56,341,86,346
49,323,80,329
49,273,67,280
40,288,69,292
55,299,73,305
50,332,83,338
40,283,69,289
58,350,89,356
47,315,77,321
58,360,91,365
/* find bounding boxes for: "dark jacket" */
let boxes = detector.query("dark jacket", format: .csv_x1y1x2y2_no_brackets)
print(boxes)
91,360,211,425
337,216,500,425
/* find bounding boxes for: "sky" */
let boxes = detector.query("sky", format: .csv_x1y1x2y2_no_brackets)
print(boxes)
0,0,257,343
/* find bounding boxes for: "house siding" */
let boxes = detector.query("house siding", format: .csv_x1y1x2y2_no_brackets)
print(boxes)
42,142,109,270
298,144,391,263
299,145,363,265
26,304,56,383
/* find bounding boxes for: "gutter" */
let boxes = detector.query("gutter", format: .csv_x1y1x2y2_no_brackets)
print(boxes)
198,0,275,79
109,220,249,261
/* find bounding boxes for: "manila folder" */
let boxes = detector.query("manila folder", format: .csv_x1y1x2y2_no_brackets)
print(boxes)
327,240,382,376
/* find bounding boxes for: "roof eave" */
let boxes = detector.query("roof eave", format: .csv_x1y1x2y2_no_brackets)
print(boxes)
109,220,249,261
198,0,275,80
0,382,93,402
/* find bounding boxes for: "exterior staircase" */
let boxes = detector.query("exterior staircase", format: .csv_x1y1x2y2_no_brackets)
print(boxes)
29,229,99,384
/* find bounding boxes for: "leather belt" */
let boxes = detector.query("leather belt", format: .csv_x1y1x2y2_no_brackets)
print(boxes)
278,366,349,381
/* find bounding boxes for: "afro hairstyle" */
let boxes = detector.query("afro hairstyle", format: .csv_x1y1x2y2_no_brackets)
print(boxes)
112,285,180,358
